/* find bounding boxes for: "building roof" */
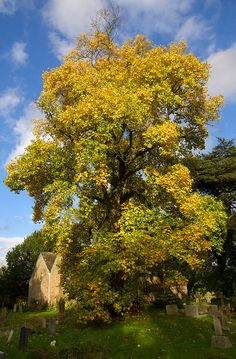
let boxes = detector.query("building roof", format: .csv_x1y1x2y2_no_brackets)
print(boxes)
41,252,57,272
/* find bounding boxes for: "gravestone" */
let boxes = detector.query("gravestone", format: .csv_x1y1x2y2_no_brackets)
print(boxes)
13,304,17,313
19,327,30,351
0,351,5,358
184,304,199,317
48,318,56,335
18,304,23,313
213,316,222,335
166,304,178,316
7,330,14,344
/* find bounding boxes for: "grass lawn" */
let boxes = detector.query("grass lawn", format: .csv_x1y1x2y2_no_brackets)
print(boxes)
0,308,236,358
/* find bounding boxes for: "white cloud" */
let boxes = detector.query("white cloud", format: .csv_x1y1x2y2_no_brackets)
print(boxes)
207,42,236,102
11,42,28,65
117,0,195,36
43,0,106,38
0,236,24,262
48,32,75,60
175,16,211,42
0,0,17,14
0,88,21,116
42,0,106,57
7,102,42,162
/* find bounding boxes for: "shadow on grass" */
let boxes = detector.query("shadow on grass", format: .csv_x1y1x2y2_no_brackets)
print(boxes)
1,310,236,358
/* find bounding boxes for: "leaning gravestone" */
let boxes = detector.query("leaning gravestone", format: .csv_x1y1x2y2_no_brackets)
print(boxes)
213,316,223,335
48,318,56,336
184,304,199,318
7,330,14,344
166,304,178,316
19,327,30,351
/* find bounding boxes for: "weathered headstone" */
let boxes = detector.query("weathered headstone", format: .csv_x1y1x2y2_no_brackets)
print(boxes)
18,304,23,313
19,327,30,351
48,318,56,336
166,304,178,316
213,316,223,335
7,330,14,344
0,351,5,358
13,304,17,313
184,304,199,317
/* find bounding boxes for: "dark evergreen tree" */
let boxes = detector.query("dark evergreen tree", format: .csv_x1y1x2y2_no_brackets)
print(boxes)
0,230,53,305
190,138,236,296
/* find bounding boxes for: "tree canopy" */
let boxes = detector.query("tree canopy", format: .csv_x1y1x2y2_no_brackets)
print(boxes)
5,21,227,321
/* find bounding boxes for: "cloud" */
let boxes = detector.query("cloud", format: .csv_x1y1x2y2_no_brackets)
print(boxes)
0,0,17,14
7,102,42,162
175,16,211,42
11,42,28,65
0,236,24,262
42,0,106,58
43,0,106,38
207,42,236,102
48,32,75,60
0,88,21,116
117,0,195,35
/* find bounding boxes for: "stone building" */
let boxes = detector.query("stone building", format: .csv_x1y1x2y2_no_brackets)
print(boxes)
28,252,63,307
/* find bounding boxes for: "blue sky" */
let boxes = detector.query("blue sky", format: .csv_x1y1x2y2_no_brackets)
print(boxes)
0,0,236,264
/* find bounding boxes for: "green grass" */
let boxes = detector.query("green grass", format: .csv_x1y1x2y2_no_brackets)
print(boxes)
0,308,236,358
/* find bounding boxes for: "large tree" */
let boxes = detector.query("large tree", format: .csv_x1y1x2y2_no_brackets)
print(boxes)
5,15,227,321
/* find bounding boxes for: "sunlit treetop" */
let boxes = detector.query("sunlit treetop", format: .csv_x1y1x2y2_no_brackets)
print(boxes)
5,20,225,263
